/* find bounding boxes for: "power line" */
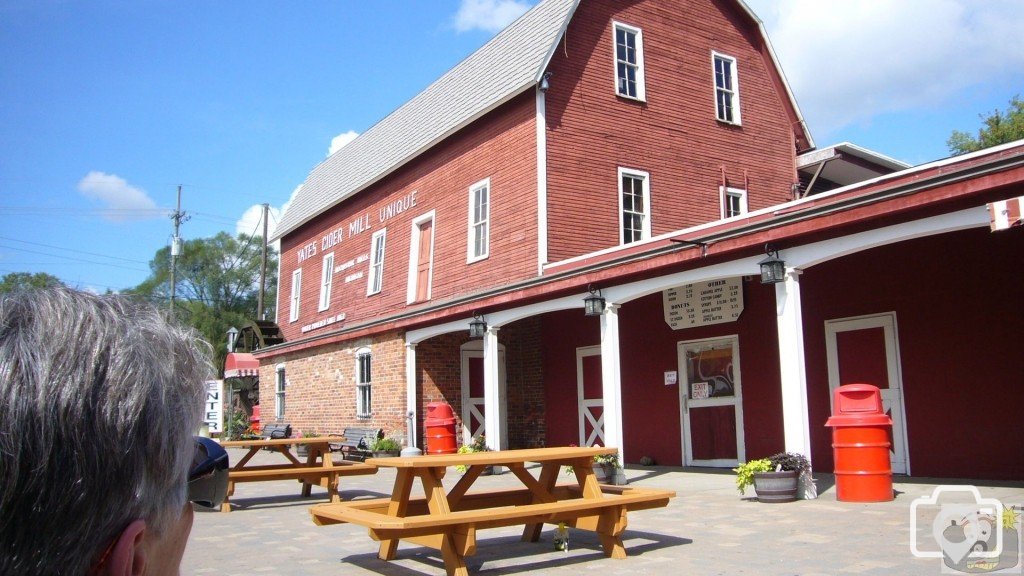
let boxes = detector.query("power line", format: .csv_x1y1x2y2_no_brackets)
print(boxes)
0,244,150,272
0,236,150,264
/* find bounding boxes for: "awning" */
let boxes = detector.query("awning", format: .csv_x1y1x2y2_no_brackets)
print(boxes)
224,352,259,379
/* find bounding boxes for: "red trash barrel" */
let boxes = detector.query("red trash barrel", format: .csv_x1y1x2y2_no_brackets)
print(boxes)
250,404,261,434
424,402,457,455
825,383,893,502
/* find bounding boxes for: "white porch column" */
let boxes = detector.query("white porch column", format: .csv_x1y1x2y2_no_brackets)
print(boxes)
599,304,625,463
483,326,505,450
775,269,812,459
405,342,418,449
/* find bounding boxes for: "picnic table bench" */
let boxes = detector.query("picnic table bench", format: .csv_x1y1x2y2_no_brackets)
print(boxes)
310,446,674,575
219,436,376,512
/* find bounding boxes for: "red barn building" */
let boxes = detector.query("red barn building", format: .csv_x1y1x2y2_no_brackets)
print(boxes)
257,0,1024,480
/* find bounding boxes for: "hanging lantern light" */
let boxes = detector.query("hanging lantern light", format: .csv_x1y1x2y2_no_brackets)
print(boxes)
584,285,606,317
758,245,786,284
468,313,487,339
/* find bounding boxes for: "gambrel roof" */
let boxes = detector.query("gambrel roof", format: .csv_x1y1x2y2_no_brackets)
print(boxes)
273,0,810,241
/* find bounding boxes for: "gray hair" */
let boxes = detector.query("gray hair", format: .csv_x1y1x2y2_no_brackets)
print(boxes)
0,287,212,574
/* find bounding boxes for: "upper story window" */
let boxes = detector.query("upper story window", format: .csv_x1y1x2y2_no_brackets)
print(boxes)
614,22,645,100
467,178,490,263
713,52,741,124
355,348,372,418
318,252,334,311
275,364,286,419
289,269,302,322
721,186,748,219
367,229,386,296
619,168,651,244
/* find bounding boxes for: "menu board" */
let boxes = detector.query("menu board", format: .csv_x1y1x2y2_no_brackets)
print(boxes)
663,278,744,330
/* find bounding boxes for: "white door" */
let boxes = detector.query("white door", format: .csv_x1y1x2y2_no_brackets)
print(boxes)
825,312,910,475
459,341,505,445
576,346,604,446
678,336,746,467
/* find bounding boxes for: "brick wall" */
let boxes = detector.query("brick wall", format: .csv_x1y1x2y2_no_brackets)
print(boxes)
257,331,408,440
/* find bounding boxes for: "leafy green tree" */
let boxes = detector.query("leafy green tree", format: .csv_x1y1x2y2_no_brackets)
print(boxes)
0,272,65,294
128,232,278,371
948,95,1024,155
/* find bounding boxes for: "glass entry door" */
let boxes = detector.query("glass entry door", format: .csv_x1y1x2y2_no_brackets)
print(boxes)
678,336,745,467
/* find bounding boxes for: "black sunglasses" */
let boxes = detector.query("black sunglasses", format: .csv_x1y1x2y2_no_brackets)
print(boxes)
189,436,229,508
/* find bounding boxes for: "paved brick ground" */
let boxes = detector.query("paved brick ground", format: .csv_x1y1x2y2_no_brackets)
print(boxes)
182,448,1023,575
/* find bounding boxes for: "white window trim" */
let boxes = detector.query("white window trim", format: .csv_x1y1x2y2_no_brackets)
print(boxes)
355,347,372,418
720,186,748,219
318,252,334,312
274,363,286,419
612,21,646,101
467,178,490,263
712,51,741,125
367,228,387,296
289,268,302,322
406,210,436,304
618,167,651,245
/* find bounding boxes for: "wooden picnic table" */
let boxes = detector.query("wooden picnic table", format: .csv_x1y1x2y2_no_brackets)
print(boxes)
218,436,376,512
310,446,674,575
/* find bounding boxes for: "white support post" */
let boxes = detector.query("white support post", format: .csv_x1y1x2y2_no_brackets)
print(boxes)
775,269,812,460
405,342,418,449
600,304,625,464
483,327,505,450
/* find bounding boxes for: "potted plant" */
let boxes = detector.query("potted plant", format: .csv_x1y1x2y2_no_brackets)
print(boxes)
593,452,626,485
456,435,492,474
370,436,402,458
733,452,810,503
296,430,321,458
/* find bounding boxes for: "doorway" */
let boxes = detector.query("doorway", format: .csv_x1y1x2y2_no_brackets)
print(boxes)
459,341,506,446
575,346,604,447
678,336,746,467
824,312,910,474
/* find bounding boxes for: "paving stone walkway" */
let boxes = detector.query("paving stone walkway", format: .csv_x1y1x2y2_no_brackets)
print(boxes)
182,448,1023,575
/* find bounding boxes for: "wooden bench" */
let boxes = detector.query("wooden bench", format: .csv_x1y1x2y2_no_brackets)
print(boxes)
311,485,674,560
223,460,376,512
333,426,382,461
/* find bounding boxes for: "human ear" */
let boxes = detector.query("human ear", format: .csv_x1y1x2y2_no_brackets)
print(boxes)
102,519,148,576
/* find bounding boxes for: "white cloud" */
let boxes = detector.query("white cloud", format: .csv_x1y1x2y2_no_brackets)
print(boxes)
328,130,359,156
745,0,1024,137
76,171,161,221
453,0,532,33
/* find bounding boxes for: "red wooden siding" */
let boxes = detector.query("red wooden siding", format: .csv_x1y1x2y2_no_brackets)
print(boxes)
278,93,538,341
544,0,798,262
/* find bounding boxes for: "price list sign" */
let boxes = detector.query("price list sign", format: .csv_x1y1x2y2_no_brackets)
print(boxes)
663,277,744,330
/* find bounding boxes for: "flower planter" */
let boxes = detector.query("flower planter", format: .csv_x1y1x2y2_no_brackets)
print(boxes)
752,470,799,503
372,450,400,458
595,463,625,485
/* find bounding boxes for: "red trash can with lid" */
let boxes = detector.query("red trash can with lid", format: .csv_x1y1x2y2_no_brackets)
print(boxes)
424,401,457,455
825,383,893,502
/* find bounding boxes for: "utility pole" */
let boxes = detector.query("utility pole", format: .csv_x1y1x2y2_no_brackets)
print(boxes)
169,185,189,313
257,202,269,319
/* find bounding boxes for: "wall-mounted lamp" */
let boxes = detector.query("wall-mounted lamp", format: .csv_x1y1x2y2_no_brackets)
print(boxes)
539,72,553,92
226,326,239,353
469,313,488,339
758,244,787,284
583,285,606,317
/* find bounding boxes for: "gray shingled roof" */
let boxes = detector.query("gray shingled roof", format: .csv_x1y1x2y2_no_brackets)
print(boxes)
273,0,580,241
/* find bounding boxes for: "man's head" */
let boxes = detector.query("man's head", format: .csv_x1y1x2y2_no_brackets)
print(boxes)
0,287,213,574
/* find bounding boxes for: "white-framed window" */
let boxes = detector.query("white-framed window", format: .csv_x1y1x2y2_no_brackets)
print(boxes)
467,178,490,263
367,229,386,296
275,364,286,419
355,348,372,418
720,186,748,219
289,269,302,322
613,22,645,100
618,167,651,244
713,52,741,124
318,252,334,311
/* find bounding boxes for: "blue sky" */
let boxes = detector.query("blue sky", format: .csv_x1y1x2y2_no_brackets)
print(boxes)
2,0,1022,293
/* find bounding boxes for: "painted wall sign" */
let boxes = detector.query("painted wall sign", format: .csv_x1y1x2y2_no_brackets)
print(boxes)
204,380,223,433
301,313,347,333
663,277,744,330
